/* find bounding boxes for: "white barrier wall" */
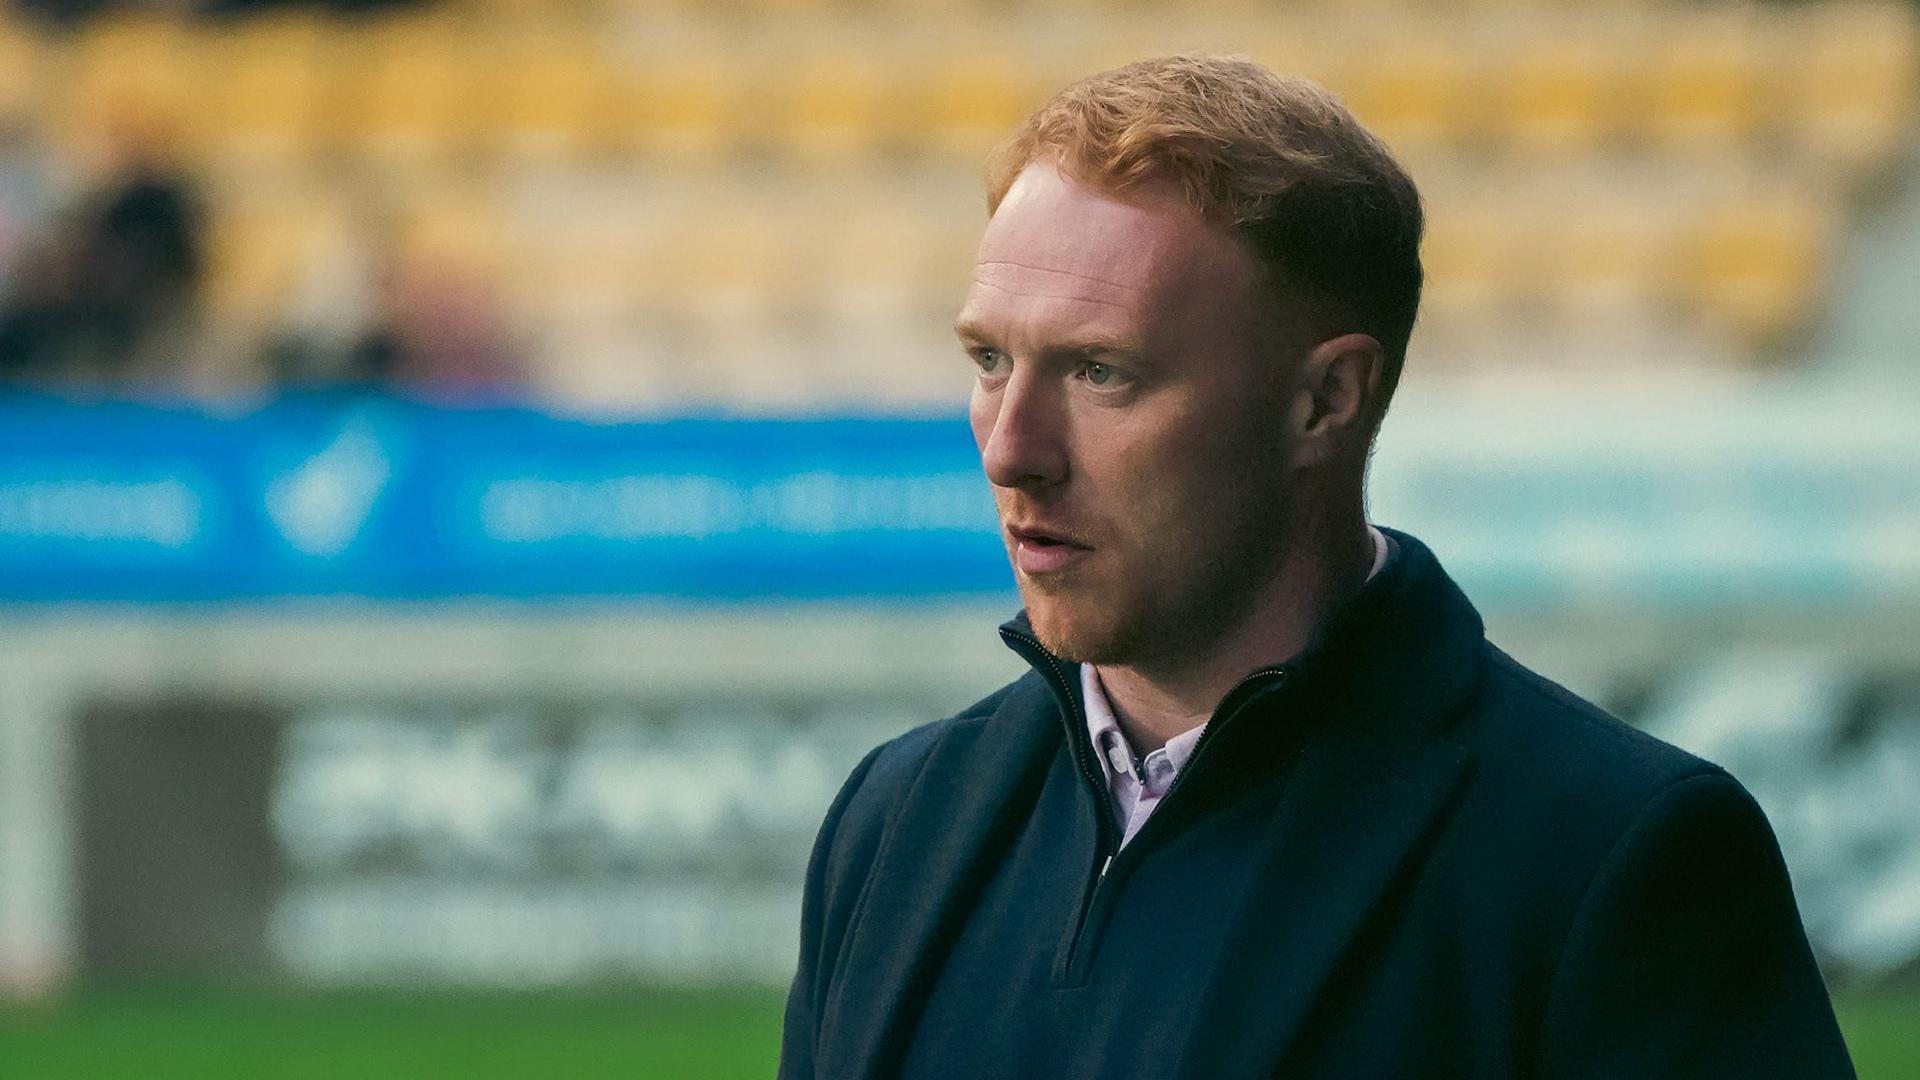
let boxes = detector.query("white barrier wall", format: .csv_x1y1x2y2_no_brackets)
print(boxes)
2,600,1917,997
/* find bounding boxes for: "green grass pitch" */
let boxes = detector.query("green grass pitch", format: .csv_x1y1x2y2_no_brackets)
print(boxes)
1,985,1914,1078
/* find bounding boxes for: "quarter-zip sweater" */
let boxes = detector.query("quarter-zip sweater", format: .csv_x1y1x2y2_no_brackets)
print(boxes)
1084,525,1389,849
778,527,1854,1080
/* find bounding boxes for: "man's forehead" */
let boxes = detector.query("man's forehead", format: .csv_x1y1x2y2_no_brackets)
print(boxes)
973,163,1232,305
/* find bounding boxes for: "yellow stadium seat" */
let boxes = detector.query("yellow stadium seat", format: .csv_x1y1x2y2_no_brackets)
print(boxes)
0,18,46,133
530,318,686,419
1497,26,1623,158
609,186,790,325
921,211,985,313
512,201,649,327
454,0,606,19
394,185,512,281
1638,13,1767,154
1419,192,1533,328
485,34,620,162
877,0,985,13
752,0,843,14
55,15,208,166
1684,190,1831,350
204,192,343,331
537,197,674,323
1328,34,1474,160
623,53,748,163
1241,28,1319,82
812,198,936,319
200,15,329,168
1783,2,1920,174
691,205,794,324
772,50,903,164
910,52,1045,163
331,15,482,168
1539,188,1677,323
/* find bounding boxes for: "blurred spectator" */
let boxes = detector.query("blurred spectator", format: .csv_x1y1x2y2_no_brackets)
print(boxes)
12,0,428,25
0,132,56,303
197,0,427,14
10,0,114,26
13,0,432,24
345,254,524,397
265,227,527,400
0,130,205,389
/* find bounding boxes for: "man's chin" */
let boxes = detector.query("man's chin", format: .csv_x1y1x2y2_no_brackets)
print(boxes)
1020,594,1134,666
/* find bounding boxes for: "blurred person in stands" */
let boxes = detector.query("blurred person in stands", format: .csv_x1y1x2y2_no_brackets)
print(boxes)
264,226,525,398
340,250,524,397
0,128,55,300
240,183,523,397
13,0,428,23
779,56,1855,1080
0,118,203,389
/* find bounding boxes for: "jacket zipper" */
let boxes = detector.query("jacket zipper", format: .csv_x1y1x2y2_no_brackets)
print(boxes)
1000,629,1120,860
1000,628,1124,986
1139,664,1292,835
1003,626,1295,982
1066,664,1293,983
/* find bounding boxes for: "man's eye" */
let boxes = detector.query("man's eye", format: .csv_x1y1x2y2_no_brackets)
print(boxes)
974,350,1004,373
1083,361,1114,386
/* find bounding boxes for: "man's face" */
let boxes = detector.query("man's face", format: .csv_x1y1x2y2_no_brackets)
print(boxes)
956,162,1306,666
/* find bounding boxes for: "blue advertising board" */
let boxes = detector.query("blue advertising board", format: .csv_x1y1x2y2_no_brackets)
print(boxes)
0,393,1006,602
1,389,1914,605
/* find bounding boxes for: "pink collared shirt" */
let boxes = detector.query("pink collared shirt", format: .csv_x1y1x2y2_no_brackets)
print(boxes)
1083,525,1390,849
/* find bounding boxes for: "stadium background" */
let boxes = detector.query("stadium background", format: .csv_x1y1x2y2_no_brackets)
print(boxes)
0,0,1917,1075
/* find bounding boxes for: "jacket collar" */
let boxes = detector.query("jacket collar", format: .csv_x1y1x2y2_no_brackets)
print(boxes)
998,525,1486,765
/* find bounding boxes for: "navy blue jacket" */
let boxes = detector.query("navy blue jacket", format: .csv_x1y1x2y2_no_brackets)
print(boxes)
778,528,1854,1079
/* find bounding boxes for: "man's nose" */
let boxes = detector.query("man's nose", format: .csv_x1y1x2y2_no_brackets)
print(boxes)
978,373,1069,490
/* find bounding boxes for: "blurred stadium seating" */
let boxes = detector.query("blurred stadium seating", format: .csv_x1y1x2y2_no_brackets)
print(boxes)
0,0,1913,408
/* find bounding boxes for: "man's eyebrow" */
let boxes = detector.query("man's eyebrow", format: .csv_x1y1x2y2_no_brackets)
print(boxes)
952,319,991,345
951,323,1147,362
1060,336,1149,364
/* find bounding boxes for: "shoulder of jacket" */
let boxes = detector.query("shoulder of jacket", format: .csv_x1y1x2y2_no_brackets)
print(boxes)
1445,645,1774,966
1450,641,1753,884
836,669,1048,831
1472,641,1722,795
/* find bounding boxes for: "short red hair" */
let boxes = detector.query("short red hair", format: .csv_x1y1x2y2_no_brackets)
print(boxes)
987,54,1425,415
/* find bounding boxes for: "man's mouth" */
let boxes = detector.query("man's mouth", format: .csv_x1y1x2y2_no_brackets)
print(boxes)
1006,523,1094,575
1007,523,1091,548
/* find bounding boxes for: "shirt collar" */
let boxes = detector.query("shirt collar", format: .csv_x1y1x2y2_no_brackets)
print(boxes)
1083,524,1390,783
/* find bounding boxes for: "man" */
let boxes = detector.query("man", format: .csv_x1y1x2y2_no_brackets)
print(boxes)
779,55,1854,1079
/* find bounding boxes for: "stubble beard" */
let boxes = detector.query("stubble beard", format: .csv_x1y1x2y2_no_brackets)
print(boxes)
1019,491,1295,670
1019,569,1149,666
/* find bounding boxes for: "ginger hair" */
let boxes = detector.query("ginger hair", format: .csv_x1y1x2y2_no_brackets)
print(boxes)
986,54,1424,419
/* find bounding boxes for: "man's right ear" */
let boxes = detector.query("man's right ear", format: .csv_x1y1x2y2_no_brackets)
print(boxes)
1287,332,1383,468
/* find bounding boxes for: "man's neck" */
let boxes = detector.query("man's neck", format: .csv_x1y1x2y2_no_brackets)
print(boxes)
1093,517,1379,753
